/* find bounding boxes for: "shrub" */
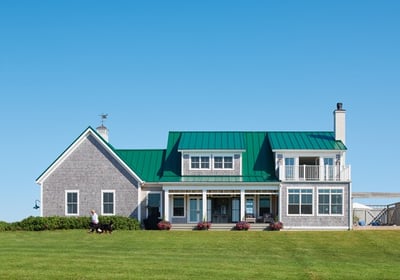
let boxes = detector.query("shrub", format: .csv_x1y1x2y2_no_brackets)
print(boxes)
235,221,250,231
196,221,211,230
270,221,283,231
157,220,172,230
0,216,141,231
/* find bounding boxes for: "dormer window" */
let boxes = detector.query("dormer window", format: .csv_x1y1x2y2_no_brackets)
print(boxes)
214,156,233,169
191,156,210,169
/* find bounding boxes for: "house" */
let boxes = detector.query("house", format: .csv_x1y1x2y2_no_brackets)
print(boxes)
36,103,351,230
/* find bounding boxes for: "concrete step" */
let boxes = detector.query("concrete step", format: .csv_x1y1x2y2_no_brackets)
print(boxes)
170,223,271,231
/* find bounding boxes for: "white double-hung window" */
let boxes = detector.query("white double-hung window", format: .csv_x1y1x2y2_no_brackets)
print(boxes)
318,188,343,215
288,188,313,215
65,190,79,216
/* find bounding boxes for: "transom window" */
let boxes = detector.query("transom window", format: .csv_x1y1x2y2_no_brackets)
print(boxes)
318,188,343,215
191,156,210,169
288,188,313,215
102,190,115,215
66,190,79,215
214,156,233,169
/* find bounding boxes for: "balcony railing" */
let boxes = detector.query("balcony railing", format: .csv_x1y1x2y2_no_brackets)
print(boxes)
279,165,351,182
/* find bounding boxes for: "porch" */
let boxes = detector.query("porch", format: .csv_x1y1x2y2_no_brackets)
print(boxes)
163,187,279,224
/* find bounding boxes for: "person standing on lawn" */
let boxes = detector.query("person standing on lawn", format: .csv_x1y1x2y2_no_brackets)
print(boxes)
89,209,99,232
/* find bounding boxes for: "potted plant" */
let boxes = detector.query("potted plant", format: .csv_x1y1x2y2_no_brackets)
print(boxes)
157,220,172,230
196,221,212,230
269,221,283,231
235,221,250,231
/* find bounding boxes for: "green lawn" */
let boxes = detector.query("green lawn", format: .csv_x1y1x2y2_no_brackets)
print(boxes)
1,230,399,279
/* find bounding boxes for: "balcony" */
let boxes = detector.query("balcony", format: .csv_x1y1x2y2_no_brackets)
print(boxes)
279,165,351,182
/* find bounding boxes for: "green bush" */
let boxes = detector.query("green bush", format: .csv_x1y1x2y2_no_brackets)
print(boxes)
0,216,141,231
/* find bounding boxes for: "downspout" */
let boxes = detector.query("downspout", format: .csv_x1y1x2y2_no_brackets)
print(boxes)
349,182,353,230
138,182,142,222
40,183,43,217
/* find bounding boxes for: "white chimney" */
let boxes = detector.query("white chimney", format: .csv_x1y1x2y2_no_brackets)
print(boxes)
334,102,346,145
96,125,109,142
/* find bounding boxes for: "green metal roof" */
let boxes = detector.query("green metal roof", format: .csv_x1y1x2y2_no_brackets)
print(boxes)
115,149,165,182
160,131,278,183
268,131,347,150
38,128,346,185
177,131,246,150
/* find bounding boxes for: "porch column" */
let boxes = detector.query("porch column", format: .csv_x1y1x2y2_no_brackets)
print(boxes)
202,189,207,221
164,190,170,221
319,156,324,181
240,189,245,221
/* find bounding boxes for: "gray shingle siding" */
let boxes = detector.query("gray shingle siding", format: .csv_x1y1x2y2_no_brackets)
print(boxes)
280,183,350,228
42,134,139,218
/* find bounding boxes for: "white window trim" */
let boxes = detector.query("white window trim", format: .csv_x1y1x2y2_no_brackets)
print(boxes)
213,154,234,170
287,187,314,216
101,190,115,216
317,187,344,216
171,195,186,218
189,155,211,170
147,191,163,218
65,190,79,216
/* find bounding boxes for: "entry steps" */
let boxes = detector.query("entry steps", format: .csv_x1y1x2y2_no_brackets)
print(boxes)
171,223,271,231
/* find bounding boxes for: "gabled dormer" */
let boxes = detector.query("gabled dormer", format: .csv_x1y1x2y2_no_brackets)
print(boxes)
177,132,245,176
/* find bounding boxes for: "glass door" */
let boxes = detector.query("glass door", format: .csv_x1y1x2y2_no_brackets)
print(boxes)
189,198,203,223
232,198,240,222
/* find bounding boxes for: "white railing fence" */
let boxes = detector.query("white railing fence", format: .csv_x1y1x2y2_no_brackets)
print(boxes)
279,165,351,181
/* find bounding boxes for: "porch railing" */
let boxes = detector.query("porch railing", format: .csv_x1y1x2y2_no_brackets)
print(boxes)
279,165,351,182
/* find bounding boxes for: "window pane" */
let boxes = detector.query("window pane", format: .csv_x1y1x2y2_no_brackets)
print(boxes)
173,197,184,216
67,192,78,214
103,192,114,214
301,205,313,214
214,157,223,168
104,192,113,203
289,205,299,214
191,157,199,168
148,193,161,218
285,158,295,165
259,197,270,215
224,157,233,168
201,157,209,168
246,199,254,215
148,193,160,207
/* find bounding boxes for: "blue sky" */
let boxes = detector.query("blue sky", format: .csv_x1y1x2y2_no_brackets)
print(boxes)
0,1,399,222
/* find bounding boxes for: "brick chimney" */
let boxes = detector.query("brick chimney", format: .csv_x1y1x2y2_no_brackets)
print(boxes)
334,103,346,145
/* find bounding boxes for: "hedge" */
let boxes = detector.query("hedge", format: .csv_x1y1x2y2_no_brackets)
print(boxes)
0,216,141,231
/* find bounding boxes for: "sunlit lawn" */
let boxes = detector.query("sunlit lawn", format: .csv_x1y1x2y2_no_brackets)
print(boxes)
1,230,399,279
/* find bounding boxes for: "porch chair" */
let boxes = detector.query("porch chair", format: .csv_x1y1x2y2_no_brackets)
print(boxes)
262,213,275,223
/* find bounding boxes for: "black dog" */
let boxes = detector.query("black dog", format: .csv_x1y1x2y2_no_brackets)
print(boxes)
97,221,113,234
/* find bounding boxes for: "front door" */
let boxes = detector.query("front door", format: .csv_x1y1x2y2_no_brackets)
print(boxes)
189,198,203,223
232,198,240,222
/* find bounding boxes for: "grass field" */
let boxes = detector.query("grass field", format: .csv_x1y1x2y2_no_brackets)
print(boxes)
1,230,399,280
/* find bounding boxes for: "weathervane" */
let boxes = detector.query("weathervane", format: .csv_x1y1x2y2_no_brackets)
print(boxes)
99,113,108,126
